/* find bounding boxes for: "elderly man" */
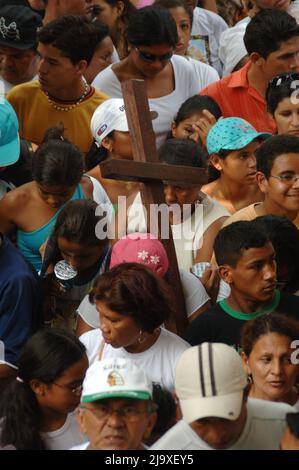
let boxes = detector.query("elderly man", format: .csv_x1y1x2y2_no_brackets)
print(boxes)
152,343,294,450
0,5,42,94
72,358,157,450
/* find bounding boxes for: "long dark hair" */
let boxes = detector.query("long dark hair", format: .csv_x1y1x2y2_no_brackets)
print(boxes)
0,329,86,450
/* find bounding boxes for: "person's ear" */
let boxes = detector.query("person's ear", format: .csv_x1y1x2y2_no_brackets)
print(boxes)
76,59,88,76
210,153,223,172
77,408,88,434
29,379,46,397
249,52,264,67
218,264,234,284
142,411,158,441
116,1,125,17
171,121,178,138
101,136,114,152
256,171,268,194
241,351,252,375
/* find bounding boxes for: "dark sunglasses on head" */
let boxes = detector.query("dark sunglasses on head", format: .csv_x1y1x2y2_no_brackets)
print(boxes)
268,72,299,88
135,46,173,63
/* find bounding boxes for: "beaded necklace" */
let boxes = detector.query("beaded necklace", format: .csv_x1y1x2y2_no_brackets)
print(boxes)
43,81,90,112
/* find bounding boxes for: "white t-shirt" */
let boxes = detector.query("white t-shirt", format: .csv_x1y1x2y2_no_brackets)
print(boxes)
184,56,219,87
77,268,209,328
89,175,113,222
151,398,293,450
70,441,89,450
92,55,200,148
189,7,228,76
40,412,87,450
0,74,38,95
79,327,190,391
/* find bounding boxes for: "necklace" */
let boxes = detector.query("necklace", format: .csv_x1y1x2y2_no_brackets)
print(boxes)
43,81,90,112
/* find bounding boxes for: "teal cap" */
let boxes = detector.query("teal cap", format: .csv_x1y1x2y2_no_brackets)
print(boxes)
206,117,272,155
0,100,20,167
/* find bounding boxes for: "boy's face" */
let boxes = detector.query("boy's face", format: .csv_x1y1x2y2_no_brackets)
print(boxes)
256,36,299,82
220,243,277,303
257,152,299,213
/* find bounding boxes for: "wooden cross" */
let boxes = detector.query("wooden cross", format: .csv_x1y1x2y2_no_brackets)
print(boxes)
100,79,208,336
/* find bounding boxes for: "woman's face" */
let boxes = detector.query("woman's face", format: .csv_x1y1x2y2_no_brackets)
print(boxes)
273,96,299,136
103,131,133,159
130,43,173,79
245,332,299,402
212,140,260,185
172,112,205,140
58,237,105,273
37,184,77,209
36,354,89,414
163,182,202,224
168,6,191,56
93,0,120,32
84,36,114,84
97,300,141,350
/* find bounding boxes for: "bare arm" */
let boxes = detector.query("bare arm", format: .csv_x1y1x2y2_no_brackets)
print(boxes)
194,216,228,263
0,192,18,238
75,316,94,337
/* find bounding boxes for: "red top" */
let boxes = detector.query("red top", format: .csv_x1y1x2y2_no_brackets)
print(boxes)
200,61,277,134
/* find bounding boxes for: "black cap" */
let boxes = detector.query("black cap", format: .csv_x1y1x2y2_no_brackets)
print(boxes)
0,5,42,50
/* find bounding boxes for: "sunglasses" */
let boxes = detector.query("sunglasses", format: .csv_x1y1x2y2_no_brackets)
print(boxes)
268,73,299,88
135,46,173,63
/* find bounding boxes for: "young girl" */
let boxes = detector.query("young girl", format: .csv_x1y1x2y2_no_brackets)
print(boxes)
0,329,88,450
171,94,222,147
266,72,299,137
202,117,270,214
41,199,111,330
0,127,111,272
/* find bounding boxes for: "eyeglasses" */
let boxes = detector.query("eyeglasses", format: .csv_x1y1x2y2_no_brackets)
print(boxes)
80,403,156,422
135,47,173,63
52,382,83,395
268,73,299,88
269,174,299,184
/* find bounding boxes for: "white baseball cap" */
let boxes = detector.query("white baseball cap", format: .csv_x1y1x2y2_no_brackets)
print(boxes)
81,358,153,404
91,98,129,146
175,343,247,423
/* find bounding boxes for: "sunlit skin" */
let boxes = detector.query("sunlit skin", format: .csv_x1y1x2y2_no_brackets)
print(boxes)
190,403,247,449
43,0,95,23
168,6,191,56
219,243,277,312
37,184,77,209
256,152,299,220
84,36,114,84
280,426,299,450
0,46,40,85
202,140,264,214
242,333,299,404
96,301,160,353
31,354,89,432
78,397,157,450
272,97,299,136
254,0,290,11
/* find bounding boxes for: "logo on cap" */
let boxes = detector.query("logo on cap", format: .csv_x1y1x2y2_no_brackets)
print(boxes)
97,124,107,137
107,371,124,387
0,18,20,42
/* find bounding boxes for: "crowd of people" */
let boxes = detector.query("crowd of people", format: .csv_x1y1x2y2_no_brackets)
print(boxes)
1,0,299,451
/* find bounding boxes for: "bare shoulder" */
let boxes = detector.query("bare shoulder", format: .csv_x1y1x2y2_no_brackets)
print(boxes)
0,183,33,210
81,176,94,199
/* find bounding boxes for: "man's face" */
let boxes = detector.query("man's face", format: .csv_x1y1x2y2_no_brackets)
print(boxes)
190,404,247,449
78,397,157,450
259,36,299,82
257,153,299,213
220,243,277,303
37,43,85,96
0,45,39,85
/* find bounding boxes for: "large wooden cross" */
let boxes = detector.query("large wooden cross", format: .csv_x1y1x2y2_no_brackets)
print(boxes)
100,79,207,336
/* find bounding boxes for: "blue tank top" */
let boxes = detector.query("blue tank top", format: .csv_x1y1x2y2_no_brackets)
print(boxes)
17,184,85,272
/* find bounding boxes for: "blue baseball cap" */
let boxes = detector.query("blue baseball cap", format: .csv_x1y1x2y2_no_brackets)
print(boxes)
0,100,20,167
207,117,271,155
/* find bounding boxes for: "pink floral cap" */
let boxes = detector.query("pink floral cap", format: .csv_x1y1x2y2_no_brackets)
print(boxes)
110,233,169,277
